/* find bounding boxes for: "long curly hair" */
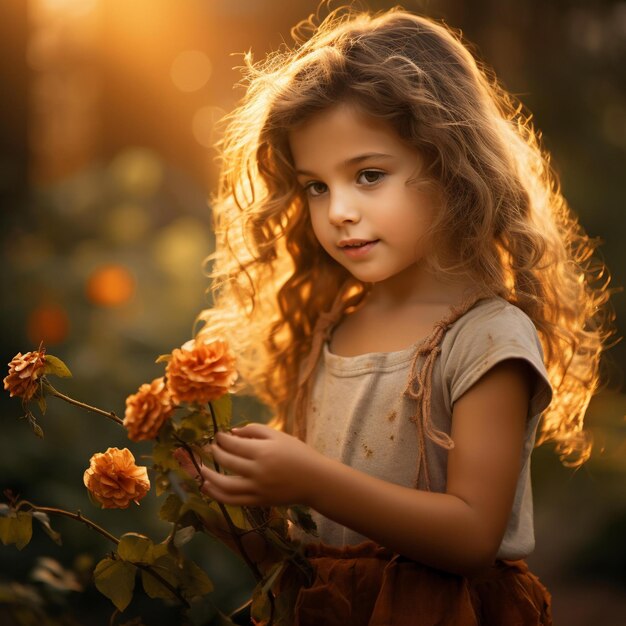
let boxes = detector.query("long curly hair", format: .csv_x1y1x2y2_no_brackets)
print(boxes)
199,6,614,466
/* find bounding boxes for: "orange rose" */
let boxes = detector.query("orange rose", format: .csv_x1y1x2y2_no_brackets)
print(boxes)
124,377,174,441
3,349,46,401
165,338,237,405
83,447,150,509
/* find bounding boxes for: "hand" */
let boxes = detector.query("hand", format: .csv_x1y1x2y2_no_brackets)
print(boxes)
197,423,324,507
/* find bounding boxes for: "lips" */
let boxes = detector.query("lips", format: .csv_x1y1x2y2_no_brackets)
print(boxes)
338,238,379,248
337,239,379,258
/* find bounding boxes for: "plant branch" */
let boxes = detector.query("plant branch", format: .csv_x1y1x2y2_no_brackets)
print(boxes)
20,502,190,609
21,503,120,545
205,404,264,583
44,381,124,426
176,431,263,583
133,561,190,609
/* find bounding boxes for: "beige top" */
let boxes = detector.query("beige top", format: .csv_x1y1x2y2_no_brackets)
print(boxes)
291,297,553,560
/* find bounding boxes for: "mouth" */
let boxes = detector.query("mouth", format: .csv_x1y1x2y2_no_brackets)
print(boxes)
338,239,379,249
337,239,380,258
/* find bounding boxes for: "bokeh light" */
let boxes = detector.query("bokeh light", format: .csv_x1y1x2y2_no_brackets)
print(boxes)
151,217,211,279
107,148,163,198
103,202,151,245
26,302,70,345
170,50,212,92
85,264,135,307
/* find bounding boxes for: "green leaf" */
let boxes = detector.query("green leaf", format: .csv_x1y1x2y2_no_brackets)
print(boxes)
288,505,318,536
152,441,180,471
117,533,155,565
140,555,179,601
180,494,214,520
223,504,248,530
177,411,212,442
251,562,286,624
32,511,62,546
159,493,183,523
43,354,72,378
251,584,272,624
36,394,47,415
173,526,195,548
178,558,213,599
0,511,33,550
211,395,232,431
93,557,136,612
215,611,240,626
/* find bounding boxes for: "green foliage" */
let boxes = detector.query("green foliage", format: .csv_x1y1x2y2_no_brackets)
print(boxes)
43,355,72,378
251,561,285,625
286,505,318,537
32,511,62,545
212,394,232,431
140,556,179,601
2,350,319,623
94,557,136,612
118,533,156,565
0,508,33,550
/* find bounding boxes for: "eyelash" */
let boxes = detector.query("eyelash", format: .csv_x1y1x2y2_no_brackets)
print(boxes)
303,169,386,197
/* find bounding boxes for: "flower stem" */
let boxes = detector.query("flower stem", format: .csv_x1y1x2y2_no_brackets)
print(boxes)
20,502,190,609
177,432,263,584
22,503,120,545
206,404,276,624
204,404,264,583
44,381,124,426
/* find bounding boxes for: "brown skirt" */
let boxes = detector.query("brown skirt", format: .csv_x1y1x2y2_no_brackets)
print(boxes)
284,541,552,626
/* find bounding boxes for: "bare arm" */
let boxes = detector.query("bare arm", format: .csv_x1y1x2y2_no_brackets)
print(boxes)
200,358,531,576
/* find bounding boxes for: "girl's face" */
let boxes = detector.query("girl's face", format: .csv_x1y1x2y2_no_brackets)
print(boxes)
289,102,440,291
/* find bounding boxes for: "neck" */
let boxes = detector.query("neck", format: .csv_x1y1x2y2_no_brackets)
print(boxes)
366,267,477,309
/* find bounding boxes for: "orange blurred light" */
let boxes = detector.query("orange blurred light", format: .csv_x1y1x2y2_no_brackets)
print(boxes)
27,303,70,346
171,50,212,92
86,264,135,307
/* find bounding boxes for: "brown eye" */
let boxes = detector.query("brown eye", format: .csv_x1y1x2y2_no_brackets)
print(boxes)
305,181,328,197
357,170,385,185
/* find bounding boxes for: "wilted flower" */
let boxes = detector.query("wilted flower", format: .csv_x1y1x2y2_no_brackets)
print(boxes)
166,338,237,405
124,377,174,441
3,349,46,401
83,447,150,509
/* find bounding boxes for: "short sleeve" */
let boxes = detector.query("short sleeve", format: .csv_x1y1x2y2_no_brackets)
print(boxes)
440,299,553,419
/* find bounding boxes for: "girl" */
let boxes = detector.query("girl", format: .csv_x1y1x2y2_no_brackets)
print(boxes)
188,6,613,625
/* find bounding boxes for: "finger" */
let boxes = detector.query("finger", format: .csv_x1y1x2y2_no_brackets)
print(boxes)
210,443,256,476
203,484,263,507
199,466,255,496
214,431,264,458
230,423,274,439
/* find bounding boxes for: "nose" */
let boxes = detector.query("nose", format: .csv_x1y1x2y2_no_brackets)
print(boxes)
328,189,360,226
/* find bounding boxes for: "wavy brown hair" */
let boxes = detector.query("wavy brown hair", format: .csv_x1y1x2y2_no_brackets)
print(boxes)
199,6,614,466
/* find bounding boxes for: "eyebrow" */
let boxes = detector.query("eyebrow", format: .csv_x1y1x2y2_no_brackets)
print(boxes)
295,152,394,176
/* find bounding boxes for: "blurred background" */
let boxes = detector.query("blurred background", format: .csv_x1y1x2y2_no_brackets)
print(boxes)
0,0,624,624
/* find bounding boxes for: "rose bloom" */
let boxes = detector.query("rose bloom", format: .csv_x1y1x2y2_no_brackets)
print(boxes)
83,447,150,509
3,349,46,401
166,337,237,405
124,377,174,442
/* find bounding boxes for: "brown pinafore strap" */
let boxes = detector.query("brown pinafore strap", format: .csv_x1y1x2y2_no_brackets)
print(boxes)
291,285,364,440
405,293,486,490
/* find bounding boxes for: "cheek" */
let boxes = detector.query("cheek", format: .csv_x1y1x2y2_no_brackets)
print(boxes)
308,208,328,245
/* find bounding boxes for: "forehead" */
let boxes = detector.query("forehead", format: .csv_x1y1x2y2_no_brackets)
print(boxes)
288,102,414,169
